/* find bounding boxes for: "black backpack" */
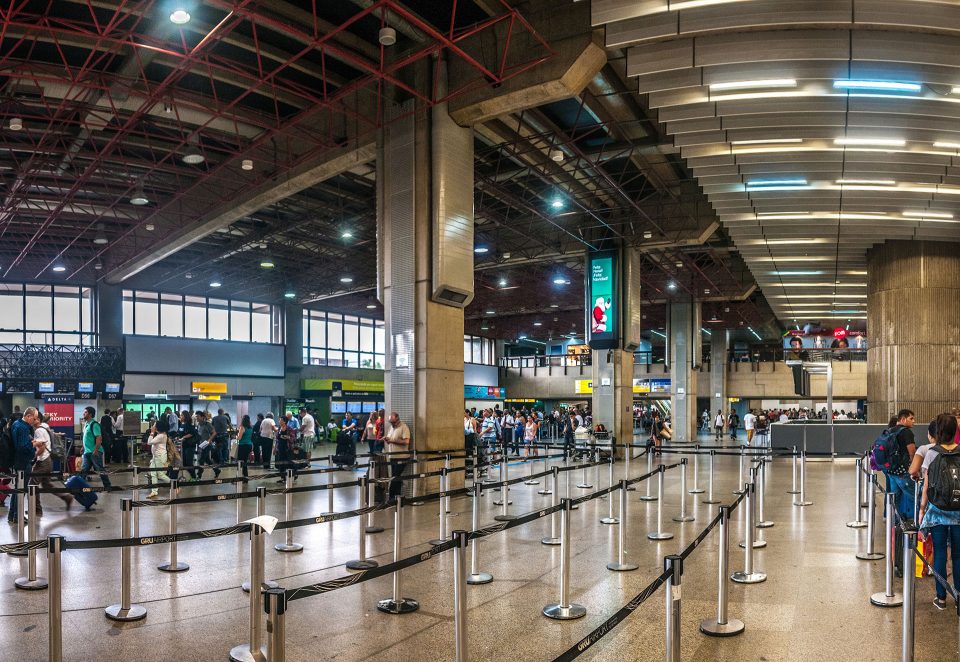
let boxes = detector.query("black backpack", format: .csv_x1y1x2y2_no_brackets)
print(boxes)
927,446,960,511
0,425,14,469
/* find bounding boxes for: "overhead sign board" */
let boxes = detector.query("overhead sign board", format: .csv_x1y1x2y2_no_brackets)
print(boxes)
198,394,221,401
192,381,228,394
302,379,385,393
464,385,506,400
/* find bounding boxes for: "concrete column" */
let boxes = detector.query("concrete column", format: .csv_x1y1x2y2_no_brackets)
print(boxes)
97,284,123,347
710,329,728,419
867,240,960,423
668,302,700,443
284,304,303,398
592,349,634,452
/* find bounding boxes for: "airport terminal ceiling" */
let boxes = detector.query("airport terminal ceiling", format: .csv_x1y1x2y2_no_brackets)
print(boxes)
3,0,911,345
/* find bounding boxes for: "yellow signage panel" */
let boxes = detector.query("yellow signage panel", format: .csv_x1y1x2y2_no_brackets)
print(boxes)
198,394,221,401
575,380,593,394
192,381,227,394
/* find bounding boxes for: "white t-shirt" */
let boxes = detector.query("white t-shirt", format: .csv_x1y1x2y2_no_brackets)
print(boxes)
148,432,169,461
922,444,956,473
301,413,316,436
715,414,724,427
744,413,756,431
779,414,789,423
260,418,277,439
34,424,52,462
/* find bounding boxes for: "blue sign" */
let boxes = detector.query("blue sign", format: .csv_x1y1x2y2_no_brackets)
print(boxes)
464,385,506,400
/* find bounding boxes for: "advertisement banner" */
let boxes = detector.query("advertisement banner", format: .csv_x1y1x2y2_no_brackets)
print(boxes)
586,251,619,350
43,393,75,446
464,386,506,400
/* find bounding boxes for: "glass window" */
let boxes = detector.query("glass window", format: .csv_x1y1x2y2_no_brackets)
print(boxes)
359,321,374,353
122,290,134,335
134,291,159,336
252,303,271,343
230,301,251,342
327,315,343,350
81,288,93,336
160,293,183,337
0,331,22,343
208,298,229,340
26,285,53,332
343,315,359,351
309,318,326,348
327,350,343,367
0,284,24,331
184,295,206,338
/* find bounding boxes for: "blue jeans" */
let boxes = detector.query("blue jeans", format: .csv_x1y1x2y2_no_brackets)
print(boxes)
8,463,31,521
81,451,112,488
930,525,960,600
885,473,915,522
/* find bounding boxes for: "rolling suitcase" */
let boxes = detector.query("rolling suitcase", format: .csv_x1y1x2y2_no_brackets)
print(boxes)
332,435,356,468
64,475,98,510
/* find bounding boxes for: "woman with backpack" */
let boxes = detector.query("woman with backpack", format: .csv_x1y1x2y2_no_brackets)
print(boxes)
919,413,960,610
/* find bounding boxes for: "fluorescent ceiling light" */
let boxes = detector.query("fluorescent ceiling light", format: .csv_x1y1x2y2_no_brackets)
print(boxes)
284,291,296,299
709,91,809,102
498,279,507,287
833,80,921,92
747,179,807,187
757,212,810,218
550,304,559,308
667,282,677,290
709,79,796,91
52,265,66,272
836,179,896,186
933,142,960,149
474,247,489,254
746,185,810,191
340,277,353,284
169,8,191,24
551,199,564,209
341,231,354,239
834,137,905,147
770,294,867,299
485,310,495,315
260,259,275,269
209,281,221,288
366,304,377,309
771,271,823,276
731,138,803,145
553,277,568,285
903,210,953,219
533,322,542,326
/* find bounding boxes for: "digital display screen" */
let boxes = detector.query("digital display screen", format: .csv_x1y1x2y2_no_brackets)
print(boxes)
331,401,347,413
105,383,121,393
77,382,94,394
38,382,55,393
587,251,618,350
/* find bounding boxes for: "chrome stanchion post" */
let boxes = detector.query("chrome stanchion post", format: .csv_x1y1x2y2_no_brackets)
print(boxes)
264,588,286,662
275,469,303,553
648,465,674,541
689,445,704,494
15,484,47,589
664,554,682,662
47,534,63,662
10,469,27,557
326,457,334,515
236,461,243,525
871,492,904,607
699,506,744,636
467,483,493,584
673,458,694,523
734,449,745,494
229,517,267,662
242,487,279,593
452,530,469,662
541,467,561,546
492,445,512,512
607,480,638,572
731,482,766,584
537,452,552,495
377,496,419,614
430,468,452,542
564,465,579,510
576,451,593,489
525,450,540,485
847,458,867,528
793,451,812,506
857,474,884,561
625,440,635,490
756,459,773,529
347,477,378,570
367,462,384,534
901,528,917,662
542,498,586,620
640,448,657,501
787,446,799,494
740,468,768,549
703,450,719,504
601,457,619,524
105,498,146,620
132,465,140,537
158,479,188,572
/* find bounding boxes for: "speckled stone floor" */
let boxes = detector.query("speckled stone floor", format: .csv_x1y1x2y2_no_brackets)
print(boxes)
0,440,953,662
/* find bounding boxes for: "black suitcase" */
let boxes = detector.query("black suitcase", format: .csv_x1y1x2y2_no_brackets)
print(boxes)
332,437,356,468
64,475,98,510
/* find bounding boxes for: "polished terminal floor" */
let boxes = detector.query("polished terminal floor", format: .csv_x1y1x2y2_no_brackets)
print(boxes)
0,441,952,662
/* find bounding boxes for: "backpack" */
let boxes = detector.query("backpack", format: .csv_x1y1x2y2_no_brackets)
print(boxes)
870,425,908,473
0,426,13,468
926,446,960,511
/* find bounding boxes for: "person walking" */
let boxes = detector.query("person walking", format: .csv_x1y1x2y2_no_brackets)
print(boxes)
80,406,113,490
728,409,739,440
714,410,725,442
145,418,172,499
30,413,73,514
919,413,960,610
236,415,254,480
179,410,199,481
196,411,220,480
9,408,37,522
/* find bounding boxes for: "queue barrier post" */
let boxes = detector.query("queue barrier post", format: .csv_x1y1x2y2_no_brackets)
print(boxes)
703,450,719,505
756,459,774,530
377,496,419,614
542,498,586,620
731,482,766,584
871,491,904,607
367,462,384,534
541,467,561,546
847,458,868,528
793,451,812,507
326,456,335,516
673,458,694,523
10,470,27,557
689,445,704,494
275,469,304,553
739,469,767,551
647,465,674,541
492,444,513,511
430,468,452,542
132,466,141,537
664,554,683,662
229,509,268,662
699,506,744,637
158,479,189,573
347,476,378,570
243,487,279,593
452,530,469,662
856,472,884,561
624,442,636,491
264,588,286,662
607,480,638,572
525,450,540,486
15,484,47,589
734,450,745,495
236,461,243,525
901,528,917,662
537,453,552,495
600,457,619,524
47,534,64,662
640,448,657,501
467,483,493,584
577,452,593,489
787,446,799,495
105,498,147,621
565,465,579,510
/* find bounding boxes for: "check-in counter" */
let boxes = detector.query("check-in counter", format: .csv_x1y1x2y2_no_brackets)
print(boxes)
770,421,884,458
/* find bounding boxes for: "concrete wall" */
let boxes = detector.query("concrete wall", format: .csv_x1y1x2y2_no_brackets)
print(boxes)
498,363,593,400
125,336,284,377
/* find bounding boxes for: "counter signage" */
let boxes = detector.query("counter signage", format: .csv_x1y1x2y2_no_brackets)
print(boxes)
43,393,75,445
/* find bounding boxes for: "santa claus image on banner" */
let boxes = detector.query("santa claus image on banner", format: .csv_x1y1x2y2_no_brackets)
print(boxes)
592,297,610,333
